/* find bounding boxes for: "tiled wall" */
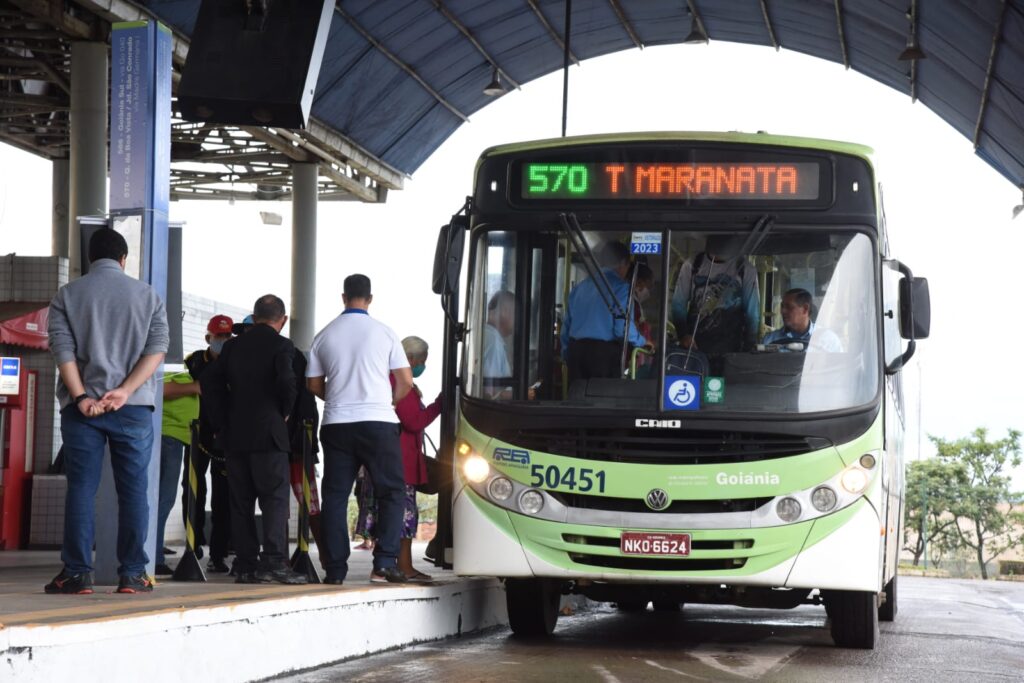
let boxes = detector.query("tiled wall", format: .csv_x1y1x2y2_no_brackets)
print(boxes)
28,475,66,548
0,255,67,303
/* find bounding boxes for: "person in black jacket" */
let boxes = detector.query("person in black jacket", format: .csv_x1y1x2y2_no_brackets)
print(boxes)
181,314,235,573
234,316,325,567
200,295,306,584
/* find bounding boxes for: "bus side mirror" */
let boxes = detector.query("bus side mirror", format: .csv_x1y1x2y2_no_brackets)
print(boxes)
898,276,930,340
431,216,467,296
431,224,452,295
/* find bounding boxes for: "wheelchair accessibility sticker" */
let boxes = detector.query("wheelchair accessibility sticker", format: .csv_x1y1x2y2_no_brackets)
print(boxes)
664,375,701,411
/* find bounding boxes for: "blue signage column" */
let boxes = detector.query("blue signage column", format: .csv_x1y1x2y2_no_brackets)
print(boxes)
95,21,171,582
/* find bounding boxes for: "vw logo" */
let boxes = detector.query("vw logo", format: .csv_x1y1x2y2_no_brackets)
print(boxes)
645,488,670,511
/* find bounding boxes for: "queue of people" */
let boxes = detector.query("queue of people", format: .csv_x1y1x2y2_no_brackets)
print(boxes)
45,230,437,593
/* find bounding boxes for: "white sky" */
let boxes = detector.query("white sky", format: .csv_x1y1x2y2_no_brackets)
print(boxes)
2,42,1022,484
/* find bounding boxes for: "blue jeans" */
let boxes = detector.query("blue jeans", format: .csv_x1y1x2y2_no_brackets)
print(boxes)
320,421,404,580
60,405,154,576
156,435,185,564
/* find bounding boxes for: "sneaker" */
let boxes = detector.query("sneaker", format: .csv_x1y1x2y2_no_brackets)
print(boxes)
162,546,177,556
116,574,154,593
155,563,174,576
370,567,409,584
44,570,94,595
257,567,308,585
324,576,345,586
235,571,268,584
207,558,230,573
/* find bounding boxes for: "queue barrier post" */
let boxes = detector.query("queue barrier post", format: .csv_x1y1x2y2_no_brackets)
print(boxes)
290,419,320,583
172,420,207,582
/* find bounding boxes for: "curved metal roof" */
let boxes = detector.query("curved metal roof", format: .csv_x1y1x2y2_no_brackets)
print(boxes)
132,0,1024,190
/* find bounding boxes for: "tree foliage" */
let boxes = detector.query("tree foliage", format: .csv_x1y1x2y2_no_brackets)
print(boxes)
903,458,964,566
929,428,1024,579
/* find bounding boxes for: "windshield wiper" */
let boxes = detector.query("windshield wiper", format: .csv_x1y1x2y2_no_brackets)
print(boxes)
559,212,627,321
739,213,776,256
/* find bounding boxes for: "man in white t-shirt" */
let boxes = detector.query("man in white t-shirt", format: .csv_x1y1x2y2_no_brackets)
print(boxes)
306,274,414,585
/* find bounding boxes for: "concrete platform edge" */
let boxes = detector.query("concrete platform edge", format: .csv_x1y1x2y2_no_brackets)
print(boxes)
1,578,508,682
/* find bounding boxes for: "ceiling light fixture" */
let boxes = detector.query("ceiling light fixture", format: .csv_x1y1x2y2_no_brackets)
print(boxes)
683,25,708,44
483,68,505,96
898,1,926,60
683,0,708,44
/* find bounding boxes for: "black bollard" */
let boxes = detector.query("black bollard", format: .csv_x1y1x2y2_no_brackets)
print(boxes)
172,420,207,582
290,420,320,583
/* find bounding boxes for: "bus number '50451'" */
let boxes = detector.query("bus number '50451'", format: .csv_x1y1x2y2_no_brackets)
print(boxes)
530,464,606,492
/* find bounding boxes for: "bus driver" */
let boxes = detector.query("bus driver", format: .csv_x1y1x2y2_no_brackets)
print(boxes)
762,288,843,351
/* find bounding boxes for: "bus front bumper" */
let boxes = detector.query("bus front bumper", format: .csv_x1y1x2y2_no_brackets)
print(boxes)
453,486,882,592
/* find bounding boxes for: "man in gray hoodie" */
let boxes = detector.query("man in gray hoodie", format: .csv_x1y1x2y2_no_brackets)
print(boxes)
46,228,169,594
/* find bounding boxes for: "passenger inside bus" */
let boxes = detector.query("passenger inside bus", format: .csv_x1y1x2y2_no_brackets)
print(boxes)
670,235,760,374
762,288,843,352
482,290,514,379
629,262,656,377
561,240,650,383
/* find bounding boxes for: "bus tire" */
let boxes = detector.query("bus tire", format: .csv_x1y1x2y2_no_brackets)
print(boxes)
878,576,897,622
825,590,879,649
505,578,559,637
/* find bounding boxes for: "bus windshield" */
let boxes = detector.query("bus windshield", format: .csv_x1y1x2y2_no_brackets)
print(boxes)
463,226,879,415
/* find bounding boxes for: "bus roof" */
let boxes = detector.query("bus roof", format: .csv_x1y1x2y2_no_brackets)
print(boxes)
479,131,875,164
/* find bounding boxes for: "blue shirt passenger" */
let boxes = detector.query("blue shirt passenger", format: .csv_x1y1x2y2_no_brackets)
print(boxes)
562,257,646,358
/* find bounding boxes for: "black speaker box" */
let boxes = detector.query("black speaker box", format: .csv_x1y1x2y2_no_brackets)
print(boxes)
178,0,334,130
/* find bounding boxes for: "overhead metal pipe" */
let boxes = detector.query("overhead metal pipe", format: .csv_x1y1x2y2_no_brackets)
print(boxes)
561,0,572,137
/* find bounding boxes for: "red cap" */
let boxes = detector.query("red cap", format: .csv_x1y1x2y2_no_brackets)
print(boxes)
207,314,234,336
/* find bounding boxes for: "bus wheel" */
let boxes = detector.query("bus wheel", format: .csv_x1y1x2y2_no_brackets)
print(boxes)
825,590,879,649
652,600,681,612
505,578,560,637
878,576,897,622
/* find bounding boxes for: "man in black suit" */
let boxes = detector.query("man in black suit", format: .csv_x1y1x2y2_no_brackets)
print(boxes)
201,294,306,584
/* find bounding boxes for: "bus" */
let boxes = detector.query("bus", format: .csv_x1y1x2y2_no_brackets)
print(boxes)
430,132,930,649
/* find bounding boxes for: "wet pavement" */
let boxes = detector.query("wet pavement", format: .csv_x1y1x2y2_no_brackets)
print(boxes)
276,575,1024,682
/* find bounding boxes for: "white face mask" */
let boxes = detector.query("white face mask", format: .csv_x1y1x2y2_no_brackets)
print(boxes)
635,287,651,304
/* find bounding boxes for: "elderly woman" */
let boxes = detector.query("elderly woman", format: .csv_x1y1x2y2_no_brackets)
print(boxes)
390,335,442,581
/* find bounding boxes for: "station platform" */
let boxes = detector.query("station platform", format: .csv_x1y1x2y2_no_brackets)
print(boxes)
0,543,507,682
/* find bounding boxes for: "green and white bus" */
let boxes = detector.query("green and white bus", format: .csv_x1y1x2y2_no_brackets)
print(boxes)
430,132,930,649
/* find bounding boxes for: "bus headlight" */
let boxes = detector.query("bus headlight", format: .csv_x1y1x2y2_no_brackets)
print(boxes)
840,467,869,494
776,497,802,522
463,454,490,483
811,486,838,512
859,453,876,469
488,477,514,501
519,490,544,515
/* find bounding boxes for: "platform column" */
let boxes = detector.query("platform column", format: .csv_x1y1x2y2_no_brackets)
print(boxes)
68,42,108,279
290,162,318,351
52,158,69,258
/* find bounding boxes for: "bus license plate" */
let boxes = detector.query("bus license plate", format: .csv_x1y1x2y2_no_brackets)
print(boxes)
620,532,691,556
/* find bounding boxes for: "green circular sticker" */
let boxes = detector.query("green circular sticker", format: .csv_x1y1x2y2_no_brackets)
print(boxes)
707,378,723,391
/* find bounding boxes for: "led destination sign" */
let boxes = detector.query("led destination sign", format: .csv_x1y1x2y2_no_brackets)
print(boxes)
521,161,820,201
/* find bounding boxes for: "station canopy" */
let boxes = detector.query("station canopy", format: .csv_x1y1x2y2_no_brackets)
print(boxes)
2,1,1022,198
